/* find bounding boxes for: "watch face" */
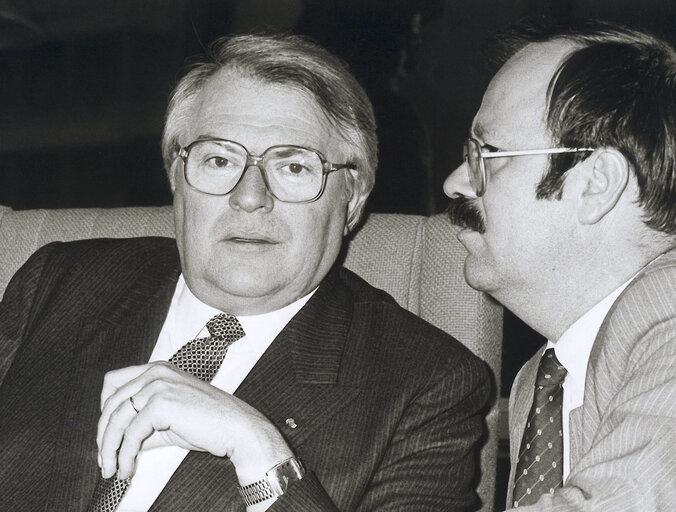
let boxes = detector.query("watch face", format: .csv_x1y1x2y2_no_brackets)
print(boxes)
239,458,305,505
268,458,305,495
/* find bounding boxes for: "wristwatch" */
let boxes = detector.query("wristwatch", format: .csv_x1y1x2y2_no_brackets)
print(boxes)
238,457,305,506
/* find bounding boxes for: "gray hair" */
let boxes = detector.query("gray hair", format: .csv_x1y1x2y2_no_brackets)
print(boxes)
162,33,378,230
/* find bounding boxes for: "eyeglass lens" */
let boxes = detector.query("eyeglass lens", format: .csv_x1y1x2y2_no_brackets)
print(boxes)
464,139,485,196
185,140,325,202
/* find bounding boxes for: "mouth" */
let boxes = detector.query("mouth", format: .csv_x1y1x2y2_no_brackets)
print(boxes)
227,237,275,243
222,232,280,249
219,226,280,247
223,235,278,253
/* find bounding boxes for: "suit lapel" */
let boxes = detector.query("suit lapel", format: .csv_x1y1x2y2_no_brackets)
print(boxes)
585,249,676,399
507,248,676,505
151,269,360,511
237,268,359,447
506,350,541,506
568,406,584,472
576,247,676,464
45,248,181,509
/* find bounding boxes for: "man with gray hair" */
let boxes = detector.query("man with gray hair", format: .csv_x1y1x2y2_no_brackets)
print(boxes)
0,34,489,511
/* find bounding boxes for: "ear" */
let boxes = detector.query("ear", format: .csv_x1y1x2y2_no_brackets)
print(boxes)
168,159,180,194
343,168,368,235
577,148,630,225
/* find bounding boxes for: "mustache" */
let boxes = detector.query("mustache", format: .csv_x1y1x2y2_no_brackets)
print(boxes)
445,197,486,234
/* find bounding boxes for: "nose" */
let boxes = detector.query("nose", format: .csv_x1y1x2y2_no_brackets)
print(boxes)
443,161,477,199
228,165,274,213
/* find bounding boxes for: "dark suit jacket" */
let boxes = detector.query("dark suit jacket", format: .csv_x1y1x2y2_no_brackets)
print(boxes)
0,237,490,511
505,248,676,511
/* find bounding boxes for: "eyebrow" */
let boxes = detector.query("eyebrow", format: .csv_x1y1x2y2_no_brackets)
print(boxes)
470,123,503,151
195,134,220,142
273,147,306,158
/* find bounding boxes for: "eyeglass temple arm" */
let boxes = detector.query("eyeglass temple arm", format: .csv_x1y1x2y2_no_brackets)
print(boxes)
325,163,357,172
480,147,595,159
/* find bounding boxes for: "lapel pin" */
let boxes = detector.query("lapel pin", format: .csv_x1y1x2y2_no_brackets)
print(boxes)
285,418,298,429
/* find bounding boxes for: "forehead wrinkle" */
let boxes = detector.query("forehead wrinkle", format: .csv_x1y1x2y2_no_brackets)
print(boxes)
196,112,323,131
191,110,351,154
192,129,349,149
187,69,362,165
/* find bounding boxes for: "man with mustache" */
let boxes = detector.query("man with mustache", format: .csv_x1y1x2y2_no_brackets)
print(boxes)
445,19,676,511
0,34,490,511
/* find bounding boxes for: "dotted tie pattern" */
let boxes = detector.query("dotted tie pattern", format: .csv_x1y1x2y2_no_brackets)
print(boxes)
513,348,567,508
87,313,245,512
168,313,246,383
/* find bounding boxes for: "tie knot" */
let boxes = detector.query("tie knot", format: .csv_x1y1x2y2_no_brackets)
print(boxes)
206,313,245,340
535,348,567,386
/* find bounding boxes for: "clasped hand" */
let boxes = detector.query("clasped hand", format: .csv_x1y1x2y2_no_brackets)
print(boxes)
96,362,293,482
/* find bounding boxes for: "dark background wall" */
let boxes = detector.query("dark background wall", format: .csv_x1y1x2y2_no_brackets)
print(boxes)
2,1,675,508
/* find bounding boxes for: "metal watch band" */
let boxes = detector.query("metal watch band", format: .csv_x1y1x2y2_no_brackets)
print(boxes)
239,480,276,506
238,457,305,506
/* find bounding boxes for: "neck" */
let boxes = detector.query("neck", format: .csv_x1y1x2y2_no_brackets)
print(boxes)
498,241,672,341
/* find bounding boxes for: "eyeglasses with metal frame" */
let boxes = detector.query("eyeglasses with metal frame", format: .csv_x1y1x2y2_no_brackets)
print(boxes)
178,138,357,203
463,137,595,197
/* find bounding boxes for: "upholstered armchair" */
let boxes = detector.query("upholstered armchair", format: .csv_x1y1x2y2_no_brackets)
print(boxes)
0,205,502,511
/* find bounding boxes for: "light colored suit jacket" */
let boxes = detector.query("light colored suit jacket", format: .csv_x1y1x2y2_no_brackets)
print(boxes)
506,247,676,511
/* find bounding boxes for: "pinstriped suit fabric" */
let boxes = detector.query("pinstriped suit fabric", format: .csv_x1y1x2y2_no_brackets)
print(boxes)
0,237,491,511
506,248,676,511
0,206,503,512
0,240,178,512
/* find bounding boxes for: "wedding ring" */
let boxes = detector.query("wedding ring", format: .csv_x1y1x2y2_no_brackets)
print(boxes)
129,395,140,414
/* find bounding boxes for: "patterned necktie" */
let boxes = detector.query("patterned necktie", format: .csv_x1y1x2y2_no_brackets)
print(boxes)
512,348,567,508
87,313,245,512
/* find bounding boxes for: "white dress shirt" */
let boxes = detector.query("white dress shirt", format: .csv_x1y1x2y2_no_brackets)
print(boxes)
117,274,315,512
546,277,634,481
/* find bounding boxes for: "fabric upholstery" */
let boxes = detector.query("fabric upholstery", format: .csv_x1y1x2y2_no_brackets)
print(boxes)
0,204,502,511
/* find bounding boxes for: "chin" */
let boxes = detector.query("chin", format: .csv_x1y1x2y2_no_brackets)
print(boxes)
213,269,279,296
462,256,500,294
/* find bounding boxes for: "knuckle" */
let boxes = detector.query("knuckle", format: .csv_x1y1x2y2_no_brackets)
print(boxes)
144,392,166,411
144,365,163,378
145,361,174,379
145,378,167,394
108,406,129,426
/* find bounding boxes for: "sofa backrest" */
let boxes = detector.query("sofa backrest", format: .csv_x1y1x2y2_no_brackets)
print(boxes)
0,204,502,511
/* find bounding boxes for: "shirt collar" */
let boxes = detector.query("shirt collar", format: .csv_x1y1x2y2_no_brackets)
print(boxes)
171,274,316,352
547,276,635,406
236,291,316,352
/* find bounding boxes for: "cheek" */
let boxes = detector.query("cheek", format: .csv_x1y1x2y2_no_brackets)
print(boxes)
289,202,348,271
174,188,223,260
290,211,336,259
480,196,531,260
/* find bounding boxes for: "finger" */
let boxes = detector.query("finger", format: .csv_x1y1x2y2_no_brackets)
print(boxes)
97,363,176,449
100,364,152,411
98,374,181,474
101,362,180,411
109,383,179,479
99,397,138,478
116,408,157,479
98,380,146,450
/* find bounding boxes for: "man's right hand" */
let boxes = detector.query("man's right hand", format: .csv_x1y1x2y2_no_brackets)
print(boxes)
96,362,295,486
